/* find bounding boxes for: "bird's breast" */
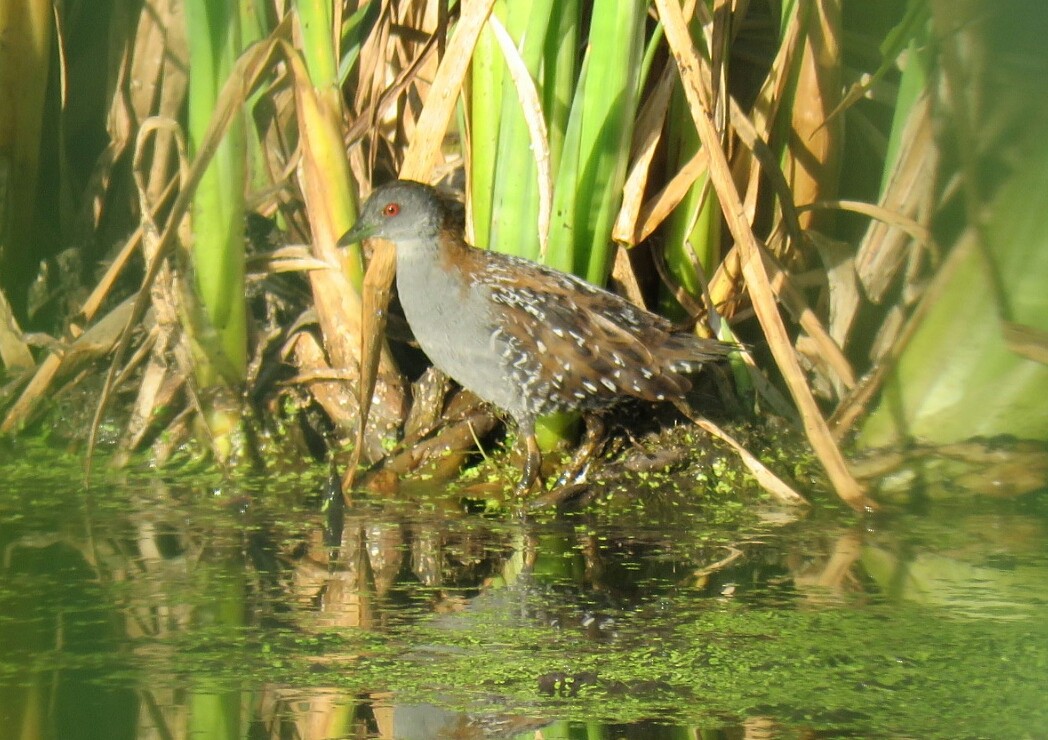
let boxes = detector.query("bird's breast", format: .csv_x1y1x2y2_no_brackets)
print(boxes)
395,250,526,417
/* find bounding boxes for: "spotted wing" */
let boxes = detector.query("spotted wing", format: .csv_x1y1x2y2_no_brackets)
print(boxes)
477,251,718,410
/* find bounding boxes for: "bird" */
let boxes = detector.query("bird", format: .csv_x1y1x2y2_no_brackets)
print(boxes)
341,179,735,496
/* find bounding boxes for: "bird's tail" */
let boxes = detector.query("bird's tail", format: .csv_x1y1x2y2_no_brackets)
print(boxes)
664,333,738,374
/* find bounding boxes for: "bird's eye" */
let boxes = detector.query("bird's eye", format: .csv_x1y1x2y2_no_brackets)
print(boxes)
383,202,400,217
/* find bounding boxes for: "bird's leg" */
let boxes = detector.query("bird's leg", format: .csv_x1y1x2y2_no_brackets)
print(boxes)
514,431,543,497
526,414,606,509
554,414,606,488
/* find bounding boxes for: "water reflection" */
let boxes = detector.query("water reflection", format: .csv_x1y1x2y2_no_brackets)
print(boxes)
0,461,1045,739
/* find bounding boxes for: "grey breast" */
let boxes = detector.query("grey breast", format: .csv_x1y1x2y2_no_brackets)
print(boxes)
394,239,526,419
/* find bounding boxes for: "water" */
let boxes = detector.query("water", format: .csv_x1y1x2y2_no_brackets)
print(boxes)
1,441,1046,739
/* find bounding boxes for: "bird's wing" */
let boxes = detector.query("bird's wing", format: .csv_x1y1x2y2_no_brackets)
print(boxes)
478,252,694,403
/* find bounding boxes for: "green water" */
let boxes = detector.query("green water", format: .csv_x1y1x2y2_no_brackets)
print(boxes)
1,441,1046,739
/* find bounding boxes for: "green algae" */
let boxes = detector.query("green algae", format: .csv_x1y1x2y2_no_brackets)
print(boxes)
1,440,1046,737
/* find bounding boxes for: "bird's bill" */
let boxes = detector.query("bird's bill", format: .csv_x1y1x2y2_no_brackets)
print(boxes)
337,221,373,247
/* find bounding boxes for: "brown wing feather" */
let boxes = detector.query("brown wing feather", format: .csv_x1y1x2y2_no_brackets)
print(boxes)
459,246,725,408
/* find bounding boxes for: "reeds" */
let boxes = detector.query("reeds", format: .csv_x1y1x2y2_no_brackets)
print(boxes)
0,0,1044,505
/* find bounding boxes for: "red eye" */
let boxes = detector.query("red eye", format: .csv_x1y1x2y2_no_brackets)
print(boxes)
383,202,400,217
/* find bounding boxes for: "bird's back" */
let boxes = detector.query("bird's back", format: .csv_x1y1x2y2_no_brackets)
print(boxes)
457,245,733,414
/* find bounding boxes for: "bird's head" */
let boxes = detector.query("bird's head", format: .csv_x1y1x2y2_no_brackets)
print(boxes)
339,180,446,247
